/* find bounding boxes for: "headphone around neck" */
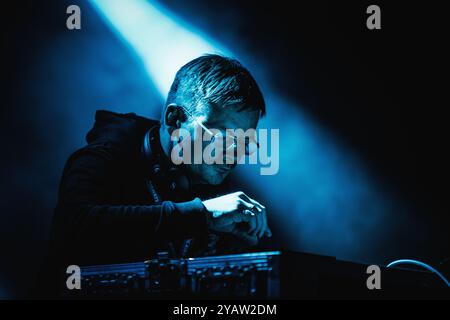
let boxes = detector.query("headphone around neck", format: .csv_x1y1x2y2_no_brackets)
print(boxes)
141,125,191,202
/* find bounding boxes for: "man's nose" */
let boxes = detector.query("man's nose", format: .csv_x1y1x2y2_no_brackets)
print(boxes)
223,151,239,166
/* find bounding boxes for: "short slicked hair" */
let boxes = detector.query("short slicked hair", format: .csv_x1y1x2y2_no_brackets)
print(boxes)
165,54,265,121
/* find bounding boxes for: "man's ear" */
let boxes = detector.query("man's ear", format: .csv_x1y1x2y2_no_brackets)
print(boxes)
164,103,187,129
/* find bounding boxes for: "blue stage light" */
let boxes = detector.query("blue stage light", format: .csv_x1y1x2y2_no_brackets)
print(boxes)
89,0,231,98
89,0,400,263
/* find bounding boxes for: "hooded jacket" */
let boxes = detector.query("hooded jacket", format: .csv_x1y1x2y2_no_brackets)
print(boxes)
49,110,211,268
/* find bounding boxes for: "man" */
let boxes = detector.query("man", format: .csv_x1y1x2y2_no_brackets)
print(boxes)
49,54,271,270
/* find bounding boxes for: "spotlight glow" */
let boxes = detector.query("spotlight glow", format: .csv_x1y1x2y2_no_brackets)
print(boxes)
89,0,230,98
88,0,399,263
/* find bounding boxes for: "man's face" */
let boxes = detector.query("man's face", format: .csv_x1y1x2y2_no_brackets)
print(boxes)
182,105,260,185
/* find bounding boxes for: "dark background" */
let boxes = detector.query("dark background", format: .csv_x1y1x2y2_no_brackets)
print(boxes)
1,0,449,298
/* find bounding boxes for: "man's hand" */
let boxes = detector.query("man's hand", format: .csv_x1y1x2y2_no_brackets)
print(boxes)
202,191,272,246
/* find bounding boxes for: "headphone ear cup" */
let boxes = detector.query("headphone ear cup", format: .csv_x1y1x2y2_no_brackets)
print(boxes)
167,167,190,193
142,130,152,161
142,126,191,197
142,128,164,186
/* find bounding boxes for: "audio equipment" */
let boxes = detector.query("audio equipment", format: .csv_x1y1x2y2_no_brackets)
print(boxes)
64,250,449,299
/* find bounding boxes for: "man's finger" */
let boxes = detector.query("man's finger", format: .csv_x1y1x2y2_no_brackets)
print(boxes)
247,211,258,234
232,228,258,246
258,210,267,238
250,211,260,237
260,210,272,238
238,193,265,212
237,199,255,211
230,209,254,223
264,226,272,238
254,211,263,237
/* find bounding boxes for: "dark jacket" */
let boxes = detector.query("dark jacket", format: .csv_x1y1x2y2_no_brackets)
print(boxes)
49,110,217,269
